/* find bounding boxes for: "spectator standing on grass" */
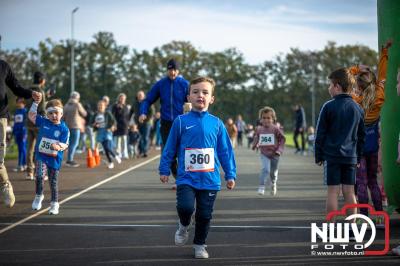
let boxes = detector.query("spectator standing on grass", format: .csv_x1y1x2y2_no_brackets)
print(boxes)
293,104,306,155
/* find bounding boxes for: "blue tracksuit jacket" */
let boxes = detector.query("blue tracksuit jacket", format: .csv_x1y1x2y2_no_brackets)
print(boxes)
159,110,236,190
315,94,365,164
140,76,189,122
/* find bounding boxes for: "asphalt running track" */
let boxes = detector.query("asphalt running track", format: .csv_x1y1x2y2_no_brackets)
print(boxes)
0,147,399,265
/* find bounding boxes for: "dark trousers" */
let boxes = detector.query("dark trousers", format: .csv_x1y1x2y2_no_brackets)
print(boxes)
160,119,178,177
293,128,305,151
176,184,218,245
237,131,243,146
139,123,151,155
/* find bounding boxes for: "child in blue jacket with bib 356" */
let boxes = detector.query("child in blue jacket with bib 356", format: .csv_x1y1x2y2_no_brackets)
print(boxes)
159,76,236,259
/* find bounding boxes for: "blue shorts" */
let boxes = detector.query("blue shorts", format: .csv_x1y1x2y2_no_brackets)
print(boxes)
323,161,356,186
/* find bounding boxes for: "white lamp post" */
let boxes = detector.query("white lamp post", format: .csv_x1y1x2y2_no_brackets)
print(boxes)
71,7,79,94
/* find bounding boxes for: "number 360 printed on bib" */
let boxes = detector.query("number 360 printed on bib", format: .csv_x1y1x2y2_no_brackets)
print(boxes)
184,148,214,172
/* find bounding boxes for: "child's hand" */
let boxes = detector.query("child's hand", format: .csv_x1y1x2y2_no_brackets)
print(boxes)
160,175,169,183
51,143,61,151
32,91,42,103
138,114,147,123
226,179,235,190
275,151,281,156
384,39,393,49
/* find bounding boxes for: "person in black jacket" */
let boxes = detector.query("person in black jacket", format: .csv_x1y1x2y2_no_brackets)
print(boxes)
315,67,365,224
0,59,40,207
112,93,130,159
293,104,306,154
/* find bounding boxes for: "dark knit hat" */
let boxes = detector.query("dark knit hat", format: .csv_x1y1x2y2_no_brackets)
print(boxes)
33,71,45,84
167,59,179,70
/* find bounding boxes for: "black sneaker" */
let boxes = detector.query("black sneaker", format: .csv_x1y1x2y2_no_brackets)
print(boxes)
66,161,80,167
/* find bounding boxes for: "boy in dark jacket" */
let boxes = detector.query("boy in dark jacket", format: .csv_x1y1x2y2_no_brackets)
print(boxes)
315,67,365,223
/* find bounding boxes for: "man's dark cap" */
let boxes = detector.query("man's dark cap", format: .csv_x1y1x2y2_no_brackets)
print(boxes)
167,59,179,70
33,71,45,84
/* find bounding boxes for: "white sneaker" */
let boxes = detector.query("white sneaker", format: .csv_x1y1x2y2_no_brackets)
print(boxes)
382,198,388,207
271,184,277,196
107,162,114,169
392,245,400,256
1,181,15,208
174,222,189,246
193,244,209,259
26,174,34,180
32,194,44,210
115,156,122,164
257,186,265,195
49,202,59,215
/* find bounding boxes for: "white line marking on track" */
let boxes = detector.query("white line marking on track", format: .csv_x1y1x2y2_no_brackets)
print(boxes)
0,222,311,229
0,155,160,235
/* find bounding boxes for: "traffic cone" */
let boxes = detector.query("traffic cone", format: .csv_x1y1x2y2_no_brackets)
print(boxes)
94,147,101,166
86,149,96,168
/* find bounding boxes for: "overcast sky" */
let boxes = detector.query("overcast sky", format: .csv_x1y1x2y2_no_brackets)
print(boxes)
0,0,377,64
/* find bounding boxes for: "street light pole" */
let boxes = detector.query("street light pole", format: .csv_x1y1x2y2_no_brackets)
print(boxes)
71,7,79,94
310,52,316,128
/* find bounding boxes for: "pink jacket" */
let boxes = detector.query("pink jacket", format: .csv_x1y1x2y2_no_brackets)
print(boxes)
252,124,285,159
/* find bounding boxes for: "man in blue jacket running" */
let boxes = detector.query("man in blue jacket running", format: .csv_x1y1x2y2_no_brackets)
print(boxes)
159,76,236,259
139,59,189,179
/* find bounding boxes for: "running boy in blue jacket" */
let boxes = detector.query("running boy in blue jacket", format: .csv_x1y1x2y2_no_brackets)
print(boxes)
159,76,236,259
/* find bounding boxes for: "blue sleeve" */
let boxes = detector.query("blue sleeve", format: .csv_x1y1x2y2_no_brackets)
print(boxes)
315,104,328,163
35,115,44,127
159,117,180,176
216,119,237,180
140,81,161,115
60,126,70,145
